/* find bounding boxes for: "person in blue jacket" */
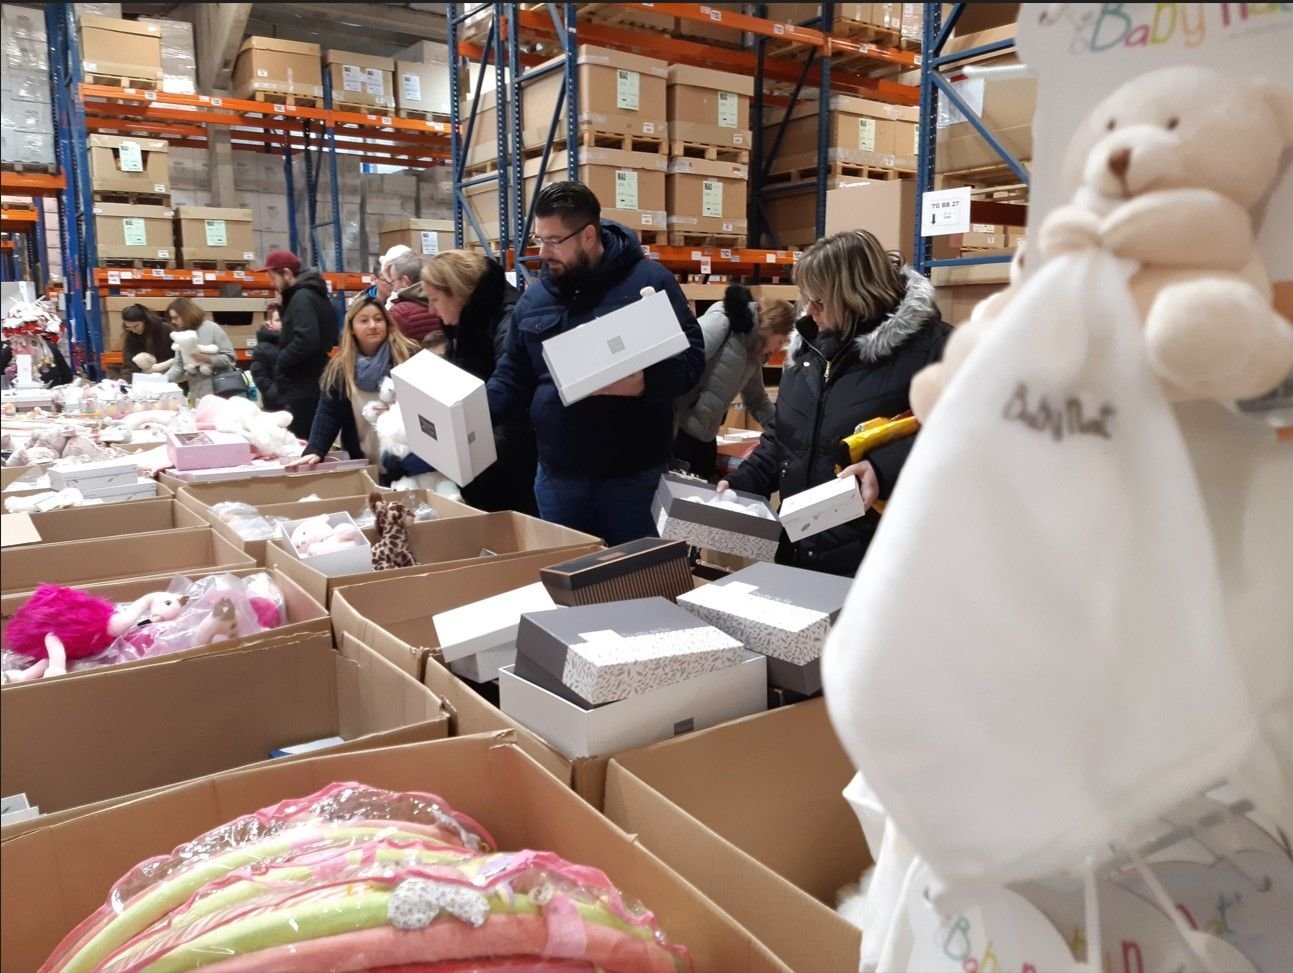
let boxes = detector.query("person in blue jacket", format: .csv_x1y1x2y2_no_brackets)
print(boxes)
486,181,705,545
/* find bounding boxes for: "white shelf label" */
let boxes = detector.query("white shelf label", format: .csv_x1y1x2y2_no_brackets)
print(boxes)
921,186,972,237
616,69,640,111
700,255,712,275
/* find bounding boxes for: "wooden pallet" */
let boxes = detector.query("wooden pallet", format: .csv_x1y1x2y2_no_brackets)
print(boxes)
669,141,750,165
528,128,668,158
635,227,669,246
765,162,912,186
84,72,158,90
101,258,175,270
246,90,320,109
180,259,253,272
396,108,451,124
92,189,172,206
0,160,57,174
667,230,746,248
334,100,396,117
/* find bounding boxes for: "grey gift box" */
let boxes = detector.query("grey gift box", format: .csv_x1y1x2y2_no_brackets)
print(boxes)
651,472,782,562
514,596,745,710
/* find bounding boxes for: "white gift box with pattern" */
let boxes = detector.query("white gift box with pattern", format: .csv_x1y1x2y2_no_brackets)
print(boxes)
678,562,853,695
652,472,782,562
777,475,869,542
512,596,746,708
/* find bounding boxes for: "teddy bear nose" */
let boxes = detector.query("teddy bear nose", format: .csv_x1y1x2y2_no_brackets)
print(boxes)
1107,148,1132,178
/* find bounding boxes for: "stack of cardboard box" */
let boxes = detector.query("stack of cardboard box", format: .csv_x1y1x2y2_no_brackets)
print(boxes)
77,14,162,87
325,50,396,113
88,135,174,267
231,37,324,104
0,5,53,169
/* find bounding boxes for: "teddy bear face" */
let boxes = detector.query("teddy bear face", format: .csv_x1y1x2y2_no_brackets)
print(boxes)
1063,66,1293,211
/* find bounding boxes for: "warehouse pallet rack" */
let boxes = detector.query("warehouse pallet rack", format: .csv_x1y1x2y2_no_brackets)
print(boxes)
448,2,920,287
0,187,53,288
41,1,455,375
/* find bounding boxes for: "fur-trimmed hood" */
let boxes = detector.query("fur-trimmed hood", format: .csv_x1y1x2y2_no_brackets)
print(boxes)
790,267,940,363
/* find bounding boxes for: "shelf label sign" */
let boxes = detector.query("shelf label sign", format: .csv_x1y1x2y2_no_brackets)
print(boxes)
615,169,639,210
420,231,440,255
616,69,640,111
718,91,738,128
122,218,148,247
702,179,723,218
118,141,144,172
204,219,228,247
921,186,972,237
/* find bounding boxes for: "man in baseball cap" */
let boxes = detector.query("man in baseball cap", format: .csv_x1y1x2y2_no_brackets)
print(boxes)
257,249,338,440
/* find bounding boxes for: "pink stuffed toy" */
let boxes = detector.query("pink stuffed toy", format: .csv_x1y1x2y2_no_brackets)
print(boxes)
290,515,363,557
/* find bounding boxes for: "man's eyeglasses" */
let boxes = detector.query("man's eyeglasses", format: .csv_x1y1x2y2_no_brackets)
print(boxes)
531,223,591,249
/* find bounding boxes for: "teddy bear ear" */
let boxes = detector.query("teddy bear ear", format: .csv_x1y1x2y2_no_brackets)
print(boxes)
1255,81,1293,146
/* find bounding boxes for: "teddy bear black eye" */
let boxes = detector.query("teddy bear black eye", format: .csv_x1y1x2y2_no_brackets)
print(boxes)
1166,117,1179,130
1105,118,1116,131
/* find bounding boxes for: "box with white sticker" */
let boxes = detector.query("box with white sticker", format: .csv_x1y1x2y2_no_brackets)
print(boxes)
776,475,869,542
391,349,497,488
678,563,852,695
512,596,745,709
652,472,781,562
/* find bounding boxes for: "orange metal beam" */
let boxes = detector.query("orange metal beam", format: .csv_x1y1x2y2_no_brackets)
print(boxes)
626,3,828,46
95,269,373,290
0,170,65,196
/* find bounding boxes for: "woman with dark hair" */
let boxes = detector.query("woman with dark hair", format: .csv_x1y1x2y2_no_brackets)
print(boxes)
250,302,283,410
118,304,172,379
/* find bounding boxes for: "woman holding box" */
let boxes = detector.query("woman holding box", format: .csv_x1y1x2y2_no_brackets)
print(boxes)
717,230,950,577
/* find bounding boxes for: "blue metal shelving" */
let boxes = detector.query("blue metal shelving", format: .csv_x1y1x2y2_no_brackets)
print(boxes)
913,2,1028,278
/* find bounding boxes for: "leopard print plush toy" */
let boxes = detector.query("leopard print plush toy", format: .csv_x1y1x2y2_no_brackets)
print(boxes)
369,492,417,571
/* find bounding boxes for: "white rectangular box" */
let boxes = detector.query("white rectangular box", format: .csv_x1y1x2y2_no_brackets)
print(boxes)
541,288,690,406
391,350,497,488
46,458,138,491
448,642,517,684
81,477,159,503
776,476,869,542
498,651,767,759
433,581,557,664
279,511,373,578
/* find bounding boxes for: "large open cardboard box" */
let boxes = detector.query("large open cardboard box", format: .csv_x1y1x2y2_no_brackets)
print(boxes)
604,699,870,973
0,527,254,597
173,467,381,516
268,510,601,606
0,497,205,546
0,735,790,973
0,636,446,827
0,567,329,684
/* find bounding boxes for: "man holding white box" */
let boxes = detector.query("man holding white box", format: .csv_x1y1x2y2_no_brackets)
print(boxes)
486,182,705,545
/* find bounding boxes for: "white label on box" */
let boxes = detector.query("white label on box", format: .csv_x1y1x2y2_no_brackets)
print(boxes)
118,140,144,172
122,217,147,246
643,121,656,134
641,213,654,226
243,251,255,260
921,186,972,237
718,91,738,128
971,223,996,234
702,180,723,218
733,132,746,145
615,169,638,210
157,249,170,259
420,230,440,255
858,117,877,152
256,67,268,78
364,68,385,96
402,72,421,102
204,219,227,247
15,354,33,386
913,125,921,155
342,64,364,93
616,69,640,111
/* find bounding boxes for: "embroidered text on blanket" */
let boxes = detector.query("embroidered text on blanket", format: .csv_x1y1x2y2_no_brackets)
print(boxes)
1002,383,1116,442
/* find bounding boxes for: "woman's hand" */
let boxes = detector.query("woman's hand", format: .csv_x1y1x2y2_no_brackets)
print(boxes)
837,461,879,509
287,453,322,469
714,479,730,494
190,352,211,364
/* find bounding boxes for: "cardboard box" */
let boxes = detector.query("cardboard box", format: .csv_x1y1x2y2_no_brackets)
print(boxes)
174,468,381,518
0,498,204,545
667,157,749,235
173,206,255,264
824,179,956,265
678,563,853,695
0,568,329,686
232,36,324,100
447,641,516,683
605,699,868,973
395,58,449,115
541,288,689,406
962,222,1006,249
500,650,767,758
0,527,254,597
391,350,497,487
776,475,869,542
269,510,602,607
522,45,667,148
540,538,693,607
165,430,253,471
92,202,173,263
514,596,746,709
766,94,920,172
667,65,752,148
78,14,161,81
88,134,169,196
326,49,395,110
937,75,1036,173
0,636,446,822
654,473,782,562
434,580,556,666
0,736,792,973
379,217,454,256
278,510,373,577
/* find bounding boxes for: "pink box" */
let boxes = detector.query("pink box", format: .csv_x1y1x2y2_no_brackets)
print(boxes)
166,431,253,471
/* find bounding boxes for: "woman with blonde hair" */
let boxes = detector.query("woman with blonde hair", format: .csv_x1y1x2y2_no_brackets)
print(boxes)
292,295,418,467
673,284,795,479
411,249,538,514
163,297,236,399
717,229,950,576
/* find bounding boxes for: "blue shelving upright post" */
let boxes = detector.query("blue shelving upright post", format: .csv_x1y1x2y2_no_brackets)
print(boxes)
490,2,510,273
449,4,507,261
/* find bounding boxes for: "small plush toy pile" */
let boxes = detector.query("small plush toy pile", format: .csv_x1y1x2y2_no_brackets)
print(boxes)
290,514,364,558
1,573,285,682
683,488,777,521
3,424,123,468
41,782,693,972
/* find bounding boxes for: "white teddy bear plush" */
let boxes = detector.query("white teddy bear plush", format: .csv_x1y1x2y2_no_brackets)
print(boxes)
290,515,363,557
171,331,219,376
374,382,464,502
